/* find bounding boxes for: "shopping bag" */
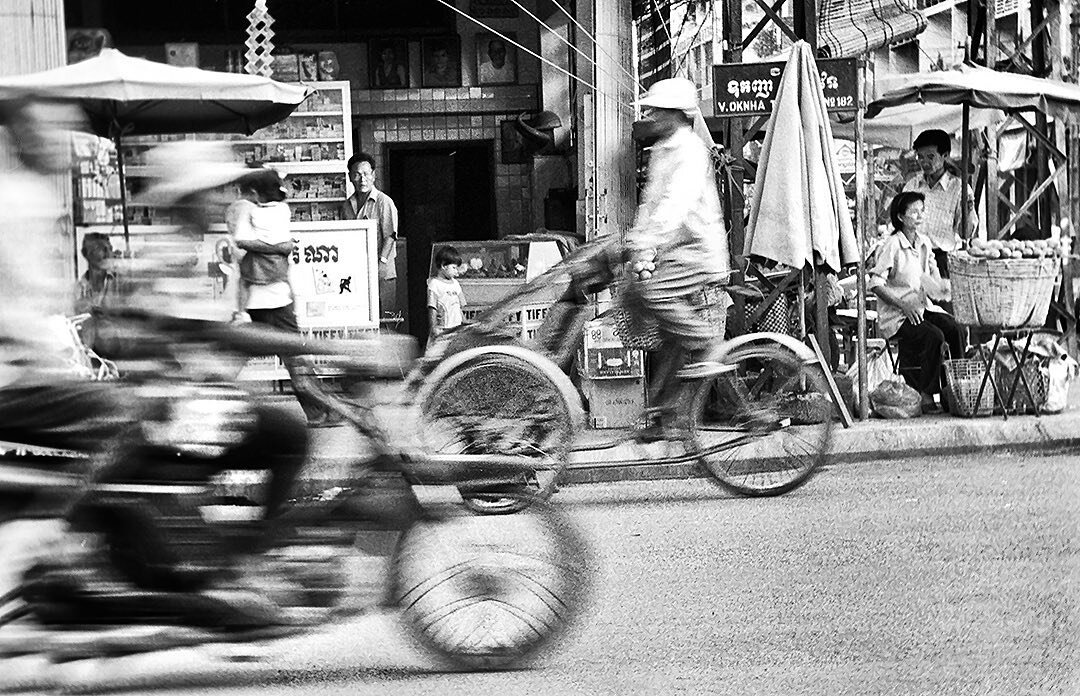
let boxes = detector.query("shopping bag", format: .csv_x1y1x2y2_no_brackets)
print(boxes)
846,348,893,405
870,378,922,419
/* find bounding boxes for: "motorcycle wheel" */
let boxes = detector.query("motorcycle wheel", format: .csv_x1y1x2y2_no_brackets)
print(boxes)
389,495,592,669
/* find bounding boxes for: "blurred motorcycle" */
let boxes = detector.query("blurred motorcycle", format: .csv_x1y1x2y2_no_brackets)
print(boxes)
0,312,592,678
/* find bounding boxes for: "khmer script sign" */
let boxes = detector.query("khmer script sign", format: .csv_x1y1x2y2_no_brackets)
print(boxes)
712,58,858,117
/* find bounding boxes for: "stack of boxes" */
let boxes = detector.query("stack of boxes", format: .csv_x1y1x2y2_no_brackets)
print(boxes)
578,316,647,428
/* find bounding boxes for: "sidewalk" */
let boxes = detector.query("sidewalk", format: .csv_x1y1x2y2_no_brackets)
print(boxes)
306,379,1080,486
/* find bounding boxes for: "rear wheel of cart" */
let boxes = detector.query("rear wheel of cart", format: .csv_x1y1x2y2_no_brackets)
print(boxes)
685,343,832,496
416,346,582,515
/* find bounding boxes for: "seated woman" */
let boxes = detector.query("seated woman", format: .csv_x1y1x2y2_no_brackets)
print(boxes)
869,191,963,413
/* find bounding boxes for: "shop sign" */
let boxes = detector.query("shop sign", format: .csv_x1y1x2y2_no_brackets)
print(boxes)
287,220,380,330
469,0,519,18
711,58,858,117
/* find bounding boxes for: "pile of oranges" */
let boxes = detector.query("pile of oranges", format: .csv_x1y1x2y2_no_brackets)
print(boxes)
965,237,1071,260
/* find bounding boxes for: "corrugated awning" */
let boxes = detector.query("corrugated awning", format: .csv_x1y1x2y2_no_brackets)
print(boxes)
817,0,927,59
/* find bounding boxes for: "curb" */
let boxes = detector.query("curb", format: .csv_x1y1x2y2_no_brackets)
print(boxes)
559,411,1080,485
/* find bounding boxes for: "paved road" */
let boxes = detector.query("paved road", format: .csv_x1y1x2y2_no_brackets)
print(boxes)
6,450,1080,695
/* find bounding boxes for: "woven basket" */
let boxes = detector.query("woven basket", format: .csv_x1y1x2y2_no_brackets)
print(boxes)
995,358,1049,414
943,357,996,417
612,281,729,350
948,252,1060,328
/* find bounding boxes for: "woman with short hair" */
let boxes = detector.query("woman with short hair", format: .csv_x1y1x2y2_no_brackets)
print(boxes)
869,191,963,413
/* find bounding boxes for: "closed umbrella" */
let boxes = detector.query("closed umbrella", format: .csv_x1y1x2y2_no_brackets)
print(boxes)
744,41,859,273
0,49,311,242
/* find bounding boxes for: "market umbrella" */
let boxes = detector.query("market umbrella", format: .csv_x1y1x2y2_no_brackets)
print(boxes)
867,62,1080,122
867,62,1080,240
0,48,311,242
744,41,859,273
831,102,1004,148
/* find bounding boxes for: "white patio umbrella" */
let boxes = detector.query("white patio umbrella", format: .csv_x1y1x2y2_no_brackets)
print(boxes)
744,41,859,273
831,102,1004,149
0,49,311,242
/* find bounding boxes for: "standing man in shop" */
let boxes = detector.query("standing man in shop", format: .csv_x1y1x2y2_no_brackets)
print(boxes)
901,129,977,278
341,152,400,319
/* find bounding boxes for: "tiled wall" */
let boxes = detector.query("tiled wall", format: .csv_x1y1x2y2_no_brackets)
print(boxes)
354,85,540,237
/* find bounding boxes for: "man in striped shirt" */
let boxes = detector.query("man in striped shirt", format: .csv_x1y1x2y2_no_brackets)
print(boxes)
901,129,977,278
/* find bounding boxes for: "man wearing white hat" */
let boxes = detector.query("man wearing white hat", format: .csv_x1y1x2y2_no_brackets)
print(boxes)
626,77,731,408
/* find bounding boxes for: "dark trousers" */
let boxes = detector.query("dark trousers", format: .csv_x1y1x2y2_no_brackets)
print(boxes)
247,303,325,422
894,311,963,395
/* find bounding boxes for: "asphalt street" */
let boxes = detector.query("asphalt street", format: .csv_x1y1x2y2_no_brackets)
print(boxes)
5,449,1079,695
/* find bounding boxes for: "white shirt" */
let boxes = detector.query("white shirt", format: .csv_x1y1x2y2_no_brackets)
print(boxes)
479,60,515,83
228,199,294,311
0,168,72,386
427,276,466,330
867,231,946,339
626,127,730,276
901,170,976,252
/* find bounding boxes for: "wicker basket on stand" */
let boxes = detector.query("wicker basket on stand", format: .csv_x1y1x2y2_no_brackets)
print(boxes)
948,252,1060,328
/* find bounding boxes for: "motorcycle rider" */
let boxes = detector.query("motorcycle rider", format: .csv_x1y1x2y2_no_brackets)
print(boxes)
0,97,135,600
0,127,308,626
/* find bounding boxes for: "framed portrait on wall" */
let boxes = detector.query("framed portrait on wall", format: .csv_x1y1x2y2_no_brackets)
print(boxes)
369,38,409,89
421,36,461,88
476,32,517,86
298,51,319,81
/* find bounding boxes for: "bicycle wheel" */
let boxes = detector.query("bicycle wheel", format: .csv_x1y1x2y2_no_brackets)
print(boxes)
686,343,832,496
416,346,582,515
390,496,592,670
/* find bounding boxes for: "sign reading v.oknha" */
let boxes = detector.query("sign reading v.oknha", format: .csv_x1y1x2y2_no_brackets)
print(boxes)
712,58,858,117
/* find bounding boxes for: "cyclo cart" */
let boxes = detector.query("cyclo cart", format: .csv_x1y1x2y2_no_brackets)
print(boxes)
408,234,835,514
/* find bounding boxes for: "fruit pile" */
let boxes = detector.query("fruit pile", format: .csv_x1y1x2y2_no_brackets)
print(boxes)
628,248,658,281
965,237,1071,260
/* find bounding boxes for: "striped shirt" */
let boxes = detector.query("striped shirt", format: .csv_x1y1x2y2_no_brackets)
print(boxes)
341,187,399,281
901,170,977,252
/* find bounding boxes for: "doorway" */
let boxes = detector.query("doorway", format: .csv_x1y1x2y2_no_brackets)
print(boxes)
387,142,496,342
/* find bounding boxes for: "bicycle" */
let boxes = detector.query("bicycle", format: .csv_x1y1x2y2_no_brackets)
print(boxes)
409,237,834,513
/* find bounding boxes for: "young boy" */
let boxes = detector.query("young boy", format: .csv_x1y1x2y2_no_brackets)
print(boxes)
427,246,466,344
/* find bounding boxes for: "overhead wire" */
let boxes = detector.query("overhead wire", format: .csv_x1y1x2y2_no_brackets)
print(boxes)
431,0,635,112
673,2,713,76
649,0,675,48
506,0,641,96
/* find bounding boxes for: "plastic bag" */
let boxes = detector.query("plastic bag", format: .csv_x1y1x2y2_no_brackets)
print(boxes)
870,378,923,419
846,348,893,405
1044,350,1078,413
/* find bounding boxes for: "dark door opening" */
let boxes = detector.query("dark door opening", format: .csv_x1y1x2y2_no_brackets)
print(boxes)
387,142,496,342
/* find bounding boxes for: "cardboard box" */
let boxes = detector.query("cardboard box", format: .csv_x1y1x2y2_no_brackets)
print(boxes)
581,376,646,429
580,316,645,379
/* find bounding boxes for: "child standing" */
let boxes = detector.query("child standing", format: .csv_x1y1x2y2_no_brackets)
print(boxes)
427,246,466,344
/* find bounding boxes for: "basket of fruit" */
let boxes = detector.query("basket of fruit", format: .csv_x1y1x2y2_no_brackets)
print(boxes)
611,249,730,350
948,238,1066,328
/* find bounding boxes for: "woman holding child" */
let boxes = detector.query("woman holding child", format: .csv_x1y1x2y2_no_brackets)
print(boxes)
227,166,330,426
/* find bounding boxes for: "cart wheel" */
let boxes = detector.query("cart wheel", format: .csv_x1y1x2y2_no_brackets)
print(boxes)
390,495,592,670
686,343,832,496
416,346,582,515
